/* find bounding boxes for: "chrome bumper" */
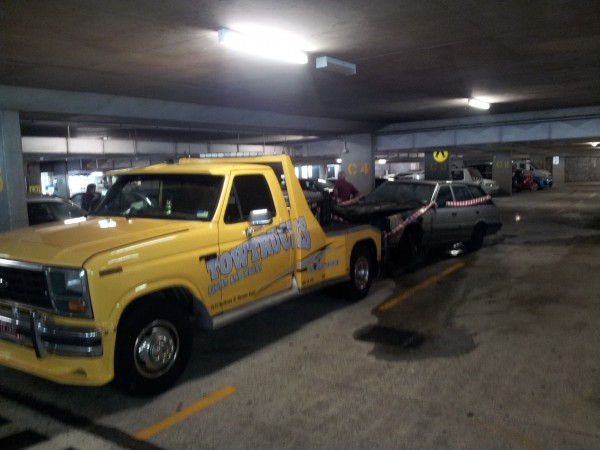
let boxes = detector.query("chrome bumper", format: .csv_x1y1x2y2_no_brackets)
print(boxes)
0,306,102,358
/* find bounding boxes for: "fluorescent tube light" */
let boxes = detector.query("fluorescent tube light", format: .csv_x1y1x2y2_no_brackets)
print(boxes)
316,56,356,76
218,28,308,65
468,98,490,110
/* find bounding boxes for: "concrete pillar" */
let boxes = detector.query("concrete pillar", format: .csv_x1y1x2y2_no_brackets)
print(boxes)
0,110,28,231
26,162,42,193
492,151,513,196
549,156,565,185
424,150,450,180
338,134,375,195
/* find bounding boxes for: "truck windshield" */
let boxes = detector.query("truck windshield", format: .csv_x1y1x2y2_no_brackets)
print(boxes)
365,182,435,205
92,174,224,221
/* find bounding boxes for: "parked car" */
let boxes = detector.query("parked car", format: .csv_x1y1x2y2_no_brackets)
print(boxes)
297,178,335,194
512,169,536,191
388,168,498,193
27,195,87,226
70,192,84,207
281,177,333,200
394,171,425,180
451,167,500,195
333,180,502,265
513,160,553,190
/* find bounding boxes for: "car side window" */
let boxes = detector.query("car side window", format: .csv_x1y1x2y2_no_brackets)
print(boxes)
27,203,54,225
452,185,472,202
436,186,453,208
467,185,485,198
224,175,276,224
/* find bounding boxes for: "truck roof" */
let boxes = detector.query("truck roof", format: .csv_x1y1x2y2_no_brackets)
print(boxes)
107,160,274,176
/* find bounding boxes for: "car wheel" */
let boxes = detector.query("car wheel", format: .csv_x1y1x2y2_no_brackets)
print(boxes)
346,243,374,300
397,227,422,266
466,224,485,252
530,182,539,191
114,299,192,396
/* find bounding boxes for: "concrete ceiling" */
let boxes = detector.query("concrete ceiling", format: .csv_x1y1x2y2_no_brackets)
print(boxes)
1,0,599,146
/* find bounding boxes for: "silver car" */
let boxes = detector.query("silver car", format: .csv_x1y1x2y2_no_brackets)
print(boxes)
26,195,87,226
333,180,502,265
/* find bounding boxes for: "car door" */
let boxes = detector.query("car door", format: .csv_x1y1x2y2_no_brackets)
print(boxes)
467,184,500,229
215,172,294,312
431,184,476,245
449,184,480,241
430,185,457,245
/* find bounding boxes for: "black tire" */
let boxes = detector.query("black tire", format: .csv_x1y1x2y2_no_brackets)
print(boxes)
113,299,192,396
530,181,539,191
346,244,374,300
466,224,485,252
396,227,422,266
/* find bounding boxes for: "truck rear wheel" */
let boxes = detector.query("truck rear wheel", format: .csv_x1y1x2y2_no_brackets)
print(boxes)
114,300,192,396
347,244,374,300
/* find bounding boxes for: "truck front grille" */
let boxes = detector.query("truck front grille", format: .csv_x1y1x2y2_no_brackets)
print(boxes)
0,263,52,310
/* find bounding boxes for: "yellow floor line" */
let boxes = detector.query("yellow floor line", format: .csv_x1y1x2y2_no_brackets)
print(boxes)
375,261,465,313
134,385,236,440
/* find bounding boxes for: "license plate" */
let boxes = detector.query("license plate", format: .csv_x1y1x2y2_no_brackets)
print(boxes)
0,321,18,339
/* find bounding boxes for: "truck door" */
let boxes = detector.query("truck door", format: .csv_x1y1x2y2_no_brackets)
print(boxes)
213,173,294,312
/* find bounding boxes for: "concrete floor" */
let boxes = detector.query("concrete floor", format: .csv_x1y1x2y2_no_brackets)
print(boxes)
0,183,599,449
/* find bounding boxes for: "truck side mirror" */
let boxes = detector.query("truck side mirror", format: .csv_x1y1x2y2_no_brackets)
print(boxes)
248,209,272,226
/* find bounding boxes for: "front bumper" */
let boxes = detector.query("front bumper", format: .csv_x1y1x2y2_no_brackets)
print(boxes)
0,302,113,386
0,303,102,357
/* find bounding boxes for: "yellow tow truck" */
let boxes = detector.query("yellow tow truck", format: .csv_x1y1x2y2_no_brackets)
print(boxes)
0,155,380,395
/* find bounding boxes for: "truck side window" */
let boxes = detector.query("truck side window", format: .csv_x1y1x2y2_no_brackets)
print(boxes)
225,175,276,224
224,188,243,224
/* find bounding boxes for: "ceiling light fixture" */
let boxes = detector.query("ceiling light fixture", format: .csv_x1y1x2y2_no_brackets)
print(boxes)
468,98,491,110
316,56,356,76
217,28,308,65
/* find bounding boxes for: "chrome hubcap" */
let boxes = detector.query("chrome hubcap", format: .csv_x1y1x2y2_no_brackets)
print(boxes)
134,320,179,379
354,256,370,291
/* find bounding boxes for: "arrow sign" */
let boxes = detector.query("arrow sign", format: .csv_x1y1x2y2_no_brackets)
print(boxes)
433,150,448,163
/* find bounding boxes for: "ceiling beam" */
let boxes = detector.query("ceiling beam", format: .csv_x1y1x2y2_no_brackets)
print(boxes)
0,85,376,136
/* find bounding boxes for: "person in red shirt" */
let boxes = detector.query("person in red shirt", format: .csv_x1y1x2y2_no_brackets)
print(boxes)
333,171,359,203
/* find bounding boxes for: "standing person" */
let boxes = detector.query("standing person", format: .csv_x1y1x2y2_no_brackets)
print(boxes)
333,171,359,203
81,183,101,212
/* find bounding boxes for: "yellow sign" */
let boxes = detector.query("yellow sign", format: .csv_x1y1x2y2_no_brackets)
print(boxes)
347,162,369,176
433,150,449,163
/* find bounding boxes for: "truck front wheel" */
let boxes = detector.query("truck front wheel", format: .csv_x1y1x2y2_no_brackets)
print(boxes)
347,244,374,300
114,300,192,396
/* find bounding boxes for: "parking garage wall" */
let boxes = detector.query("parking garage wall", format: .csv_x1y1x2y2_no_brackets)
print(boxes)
565,157,600,182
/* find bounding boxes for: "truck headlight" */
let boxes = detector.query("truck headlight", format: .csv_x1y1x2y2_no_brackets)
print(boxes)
46,268,93,318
